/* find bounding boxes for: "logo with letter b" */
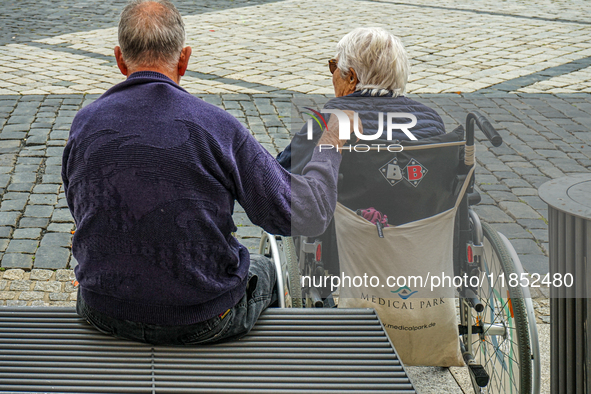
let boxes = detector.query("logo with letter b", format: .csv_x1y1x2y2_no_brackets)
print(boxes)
379,157,403,186
403,158,428,187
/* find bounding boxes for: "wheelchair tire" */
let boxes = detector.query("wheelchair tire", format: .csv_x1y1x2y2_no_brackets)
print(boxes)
462,222,532,394
280,237,303,308
259,234,302,308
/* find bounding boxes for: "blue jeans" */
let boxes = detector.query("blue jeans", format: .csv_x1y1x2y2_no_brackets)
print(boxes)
76,254,277,345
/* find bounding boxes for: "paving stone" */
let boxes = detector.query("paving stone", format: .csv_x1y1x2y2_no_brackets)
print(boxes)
29,269,54,281
519,196,548,210
10,280,33,291
0,212,21,227
478,184,511,192
29,194,58,205
1,268,25,280
18,217,50,229
49,292,69,301
522,175,551,189
499,201,542,219
235,226,263,238
0,292,17,300
45,146,65,157
510,238,545,255
530,229,549,244
7,183,34,193
516,218,548,230
0,227,12,238
6,300,28,306
489,223,534,239
44,164,63,173
55,269,75,282
3,192,29,200
0,199,27,211
14,164,41,173
41,174,64,184
69,255,78,269
519,254,549,276
51,209,74,223
0,239,8,253
64,281,78,293
511,188,538,196
34,281,62,292
12,228,42,240
32,184,60,194
1,253,33,269
485,191,519,203
5,239,39,254
40,232,72,248
473,205,514,223
18,291,45,301
24,205,54,218
34,246,70,269
47,223,75,233
10,173,37,183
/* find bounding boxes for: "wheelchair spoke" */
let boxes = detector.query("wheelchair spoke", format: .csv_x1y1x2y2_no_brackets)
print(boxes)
462,221,532,394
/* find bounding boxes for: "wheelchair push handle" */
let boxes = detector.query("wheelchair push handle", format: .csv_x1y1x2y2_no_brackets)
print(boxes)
466,112,502,147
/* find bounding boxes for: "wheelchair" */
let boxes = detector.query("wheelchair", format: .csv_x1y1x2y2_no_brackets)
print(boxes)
260,112,541,394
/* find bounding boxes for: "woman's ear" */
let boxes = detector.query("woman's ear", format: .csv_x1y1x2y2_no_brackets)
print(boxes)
346,67,358,94
349,68,358,84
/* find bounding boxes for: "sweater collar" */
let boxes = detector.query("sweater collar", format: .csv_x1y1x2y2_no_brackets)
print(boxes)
128,71,176,83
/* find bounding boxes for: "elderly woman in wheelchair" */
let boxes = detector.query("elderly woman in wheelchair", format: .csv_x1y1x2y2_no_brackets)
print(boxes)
277,27,445,174
262,27,540,394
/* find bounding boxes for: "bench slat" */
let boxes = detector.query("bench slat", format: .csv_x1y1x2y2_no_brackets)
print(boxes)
0,307,416,393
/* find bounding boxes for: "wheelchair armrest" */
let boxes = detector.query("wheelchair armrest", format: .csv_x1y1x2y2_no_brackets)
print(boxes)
468,191,481,206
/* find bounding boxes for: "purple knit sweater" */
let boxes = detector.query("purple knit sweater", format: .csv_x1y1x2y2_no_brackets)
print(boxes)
62,71,341,325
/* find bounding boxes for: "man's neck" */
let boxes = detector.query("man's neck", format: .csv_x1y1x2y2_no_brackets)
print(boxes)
128,66,180,84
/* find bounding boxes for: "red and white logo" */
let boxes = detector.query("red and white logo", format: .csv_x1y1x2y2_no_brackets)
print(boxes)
403,158,428,187
380,157,428,187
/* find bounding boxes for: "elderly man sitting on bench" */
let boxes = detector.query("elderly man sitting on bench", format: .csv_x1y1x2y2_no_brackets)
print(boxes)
62,0,349,345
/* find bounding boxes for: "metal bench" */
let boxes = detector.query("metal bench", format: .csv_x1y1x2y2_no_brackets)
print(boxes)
0,307,416,393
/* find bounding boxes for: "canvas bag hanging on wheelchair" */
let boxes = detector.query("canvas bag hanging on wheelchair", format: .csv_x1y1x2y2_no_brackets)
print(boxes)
335,130,470,367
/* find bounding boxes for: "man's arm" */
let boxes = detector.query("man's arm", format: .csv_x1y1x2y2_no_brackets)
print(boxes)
232,112,357,237
231,139,340,237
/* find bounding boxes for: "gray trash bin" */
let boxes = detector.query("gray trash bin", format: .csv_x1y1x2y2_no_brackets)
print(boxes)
539,174,591,394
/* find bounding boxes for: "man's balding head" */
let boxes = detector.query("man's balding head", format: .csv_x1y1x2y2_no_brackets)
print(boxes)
118,0,185,72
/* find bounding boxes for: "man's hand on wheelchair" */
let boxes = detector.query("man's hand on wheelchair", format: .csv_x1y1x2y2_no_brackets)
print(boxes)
318,110,363,151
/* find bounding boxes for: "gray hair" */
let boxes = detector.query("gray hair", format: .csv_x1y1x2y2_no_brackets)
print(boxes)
118,0,185,71
335,27,410,97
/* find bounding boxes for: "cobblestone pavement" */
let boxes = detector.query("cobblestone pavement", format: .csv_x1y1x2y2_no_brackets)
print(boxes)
1,0,591,95
1,0,590,323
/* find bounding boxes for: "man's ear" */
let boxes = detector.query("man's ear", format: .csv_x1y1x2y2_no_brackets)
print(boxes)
114,46,129,76
178,46,192,77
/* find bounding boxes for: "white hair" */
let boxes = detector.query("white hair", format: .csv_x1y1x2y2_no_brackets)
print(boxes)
335,27,410,97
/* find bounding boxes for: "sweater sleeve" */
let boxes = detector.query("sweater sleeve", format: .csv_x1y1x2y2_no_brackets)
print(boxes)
231,134,341,237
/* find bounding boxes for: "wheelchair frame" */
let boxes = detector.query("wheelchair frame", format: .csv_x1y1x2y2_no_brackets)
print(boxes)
259,112,541,394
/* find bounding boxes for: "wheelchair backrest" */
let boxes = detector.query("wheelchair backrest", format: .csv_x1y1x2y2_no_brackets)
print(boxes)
337,126,466,226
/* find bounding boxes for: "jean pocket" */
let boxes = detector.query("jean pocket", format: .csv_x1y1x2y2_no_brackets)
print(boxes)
85,313,115,336
180,312,232,345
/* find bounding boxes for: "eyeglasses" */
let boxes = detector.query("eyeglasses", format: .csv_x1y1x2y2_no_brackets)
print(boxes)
328,59,337,74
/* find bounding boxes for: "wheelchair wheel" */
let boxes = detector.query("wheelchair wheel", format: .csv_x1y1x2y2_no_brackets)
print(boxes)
462,222,532,394
259,233,302,308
